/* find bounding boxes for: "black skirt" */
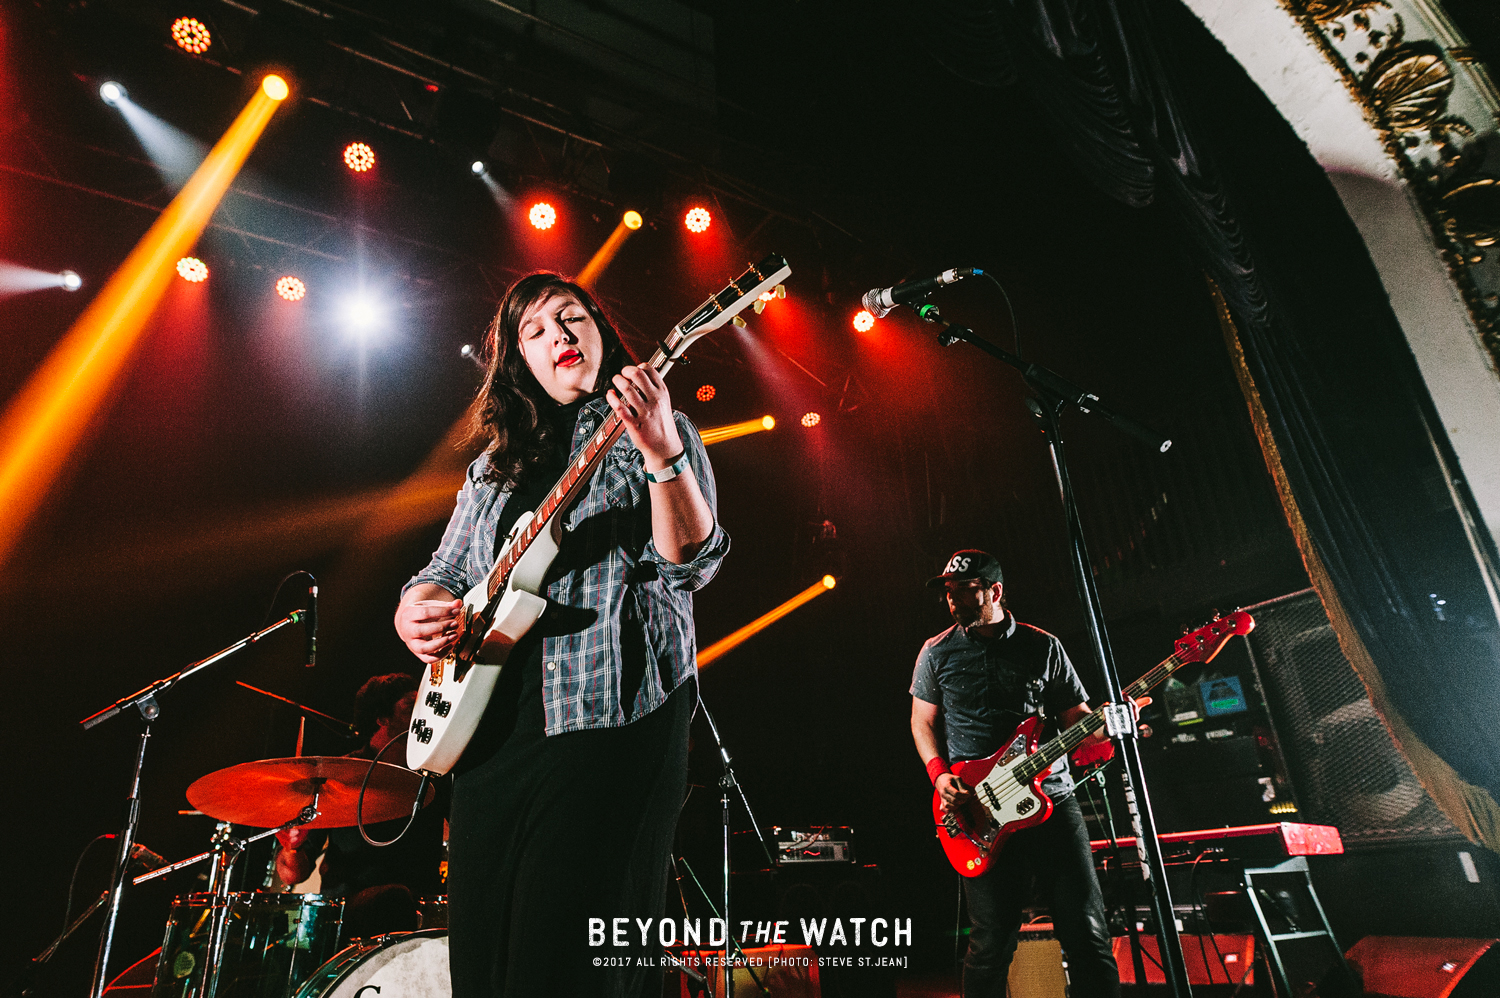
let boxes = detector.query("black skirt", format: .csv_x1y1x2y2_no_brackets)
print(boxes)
447,633,695,998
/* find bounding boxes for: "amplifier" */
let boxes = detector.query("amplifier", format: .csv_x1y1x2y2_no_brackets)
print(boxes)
775,827,855,866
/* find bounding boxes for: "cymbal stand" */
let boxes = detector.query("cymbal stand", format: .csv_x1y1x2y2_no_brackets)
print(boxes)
79,610,306,998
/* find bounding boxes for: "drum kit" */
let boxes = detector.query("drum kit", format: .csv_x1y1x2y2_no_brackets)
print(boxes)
105,756,447,998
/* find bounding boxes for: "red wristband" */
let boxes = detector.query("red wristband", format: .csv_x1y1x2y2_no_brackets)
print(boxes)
926,757,950,785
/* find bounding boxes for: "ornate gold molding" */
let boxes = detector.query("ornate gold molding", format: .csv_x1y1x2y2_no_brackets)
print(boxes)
1282,0,1500,369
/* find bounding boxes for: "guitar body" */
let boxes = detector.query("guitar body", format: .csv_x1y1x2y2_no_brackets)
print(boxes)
927,610,1257,878
934,717,1054,878
406,511,556,775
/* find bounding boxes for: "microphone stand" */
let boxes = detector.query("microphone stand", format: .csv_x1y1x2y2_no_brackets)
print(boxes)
78,611,305,998
695,695,776,998
923,310,1192,998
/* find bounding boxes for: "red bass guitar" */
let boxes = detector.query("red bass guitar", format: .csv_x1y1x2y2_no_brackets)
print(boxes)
933,611,1255,877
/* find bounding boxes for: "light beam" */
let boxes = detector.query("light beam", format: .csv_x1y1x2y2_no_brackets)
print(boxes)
697,575,837,669
700,415,776,446
0,75,289,566
576,211,643,290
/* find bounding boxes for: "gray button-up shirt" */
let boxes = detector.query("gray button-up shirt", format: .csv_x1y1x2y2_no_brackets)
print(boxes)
912,614,1089,798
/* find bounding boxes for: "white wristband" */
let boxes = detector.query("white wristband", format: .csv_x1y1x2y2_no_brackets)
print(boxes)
643,451,690,484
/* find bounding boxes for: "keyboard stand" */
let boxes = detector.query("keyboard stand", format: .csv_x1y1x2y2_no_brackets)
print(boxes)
1242,856,1355,996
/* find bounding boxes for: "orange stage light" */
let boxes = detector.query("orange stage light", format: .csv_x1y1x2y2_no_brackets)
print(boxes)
853,310,875,332
171,17,212,54
698,575,837,669
684,206,711,233
176,257,208,282
262,75,289,101
0,76,287,566
275,276,306,301
801,411,821,428
623,210,643,230
696,385,716,402
529,202,557,231
343,142,375,172
762,415,775,430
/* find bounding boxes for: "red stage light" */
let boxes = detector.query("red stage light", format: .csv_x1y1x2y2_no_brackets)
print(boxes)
176,257,208,283
343,142,375,172
853,310,875,332
275,276,306,302
171,17,212,54
696,385,716,402
801,412,821,428
684,207,711,233
529,202,557,230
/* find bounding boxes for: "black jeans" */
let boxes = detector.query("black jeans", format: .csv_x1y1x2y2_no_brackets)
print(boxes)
961,794,1119,998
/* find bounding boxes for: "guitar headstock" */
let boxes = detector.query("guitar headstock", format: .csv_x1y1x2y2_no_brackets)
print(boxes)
1173,610,1255,665
663,253,792,359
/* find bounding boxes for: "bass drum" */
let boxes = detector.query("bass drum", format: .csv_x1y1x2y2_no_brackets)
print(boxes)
293,931,449,998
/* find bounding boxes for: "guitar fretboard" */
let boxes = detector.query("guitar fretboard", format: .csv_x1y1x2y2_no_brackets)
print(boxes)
1011,651,1187,783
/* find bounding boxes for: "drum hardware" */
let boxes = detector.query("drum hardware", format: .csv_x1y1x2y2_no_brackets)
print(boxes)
120,754,433,998
234,682,360,742
152,892,344,998
78,607,310,998
134,797,325,998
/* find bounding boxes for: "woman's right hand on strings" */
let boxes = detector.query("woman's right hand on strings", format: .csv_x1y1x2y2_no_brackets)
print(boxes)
396,596,463,663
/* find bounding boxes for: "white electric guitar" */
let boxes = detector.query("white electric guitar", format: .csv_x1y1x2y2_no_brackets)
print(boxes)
407,254,793,775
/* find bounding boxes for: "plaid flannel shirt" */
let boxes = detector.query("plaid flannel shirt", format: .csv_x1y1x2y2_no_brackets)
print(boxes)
403,397,728,735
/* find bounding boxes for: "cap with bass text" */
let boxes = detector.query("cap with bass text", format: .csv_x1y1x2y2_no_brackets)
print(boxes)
926,549,1004,588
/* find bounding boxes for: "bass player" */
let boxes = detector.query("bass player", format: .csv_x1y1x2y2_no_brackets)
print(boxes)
394,273,728,998
911,549,1127,998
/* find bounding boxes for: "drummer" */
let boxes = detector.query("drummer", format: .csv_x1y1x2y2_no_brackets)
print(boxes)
275,673,446,937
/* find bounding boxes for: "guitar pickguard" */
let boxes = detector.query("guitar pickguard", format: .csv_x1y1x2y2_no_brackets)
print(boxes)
996,730,1030,767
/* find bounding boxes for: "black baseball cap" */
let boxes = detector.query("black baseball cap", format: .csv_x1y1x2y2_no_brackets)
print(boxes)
926,549,1004,588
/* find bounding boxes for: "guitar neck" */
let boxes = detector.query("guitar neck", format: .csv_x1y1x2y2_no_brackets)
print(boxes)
1013,651,1188,782
483,344,677,602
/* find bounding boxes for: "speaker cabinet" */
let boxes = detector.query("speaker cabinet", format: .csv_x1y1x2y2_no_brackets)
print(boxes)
1345,936,1500,998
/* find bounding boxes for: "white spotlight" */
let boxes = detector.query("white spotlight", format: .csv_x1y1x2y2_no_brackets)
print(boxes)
99,81,126,105
470,160,487,176
340,294,386,339
59,270,82,292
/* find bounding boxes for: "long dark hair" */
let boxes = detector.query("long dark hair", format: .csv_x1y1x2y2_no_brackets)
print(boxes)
469,273,631,489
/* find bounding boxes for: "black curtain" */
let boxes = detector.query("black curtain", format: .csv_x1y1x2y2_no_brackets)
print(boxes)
920,0,1500,846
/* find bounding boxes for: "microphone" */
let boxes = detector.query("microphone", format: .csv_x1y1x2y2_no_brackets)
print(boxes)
102,836,166,872
129,842,167,872
304,580,318,668
862,267,981,318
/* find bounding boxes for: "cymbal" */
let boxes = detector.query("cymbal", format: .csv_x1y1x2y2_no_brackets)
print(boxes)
187,756,436,830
